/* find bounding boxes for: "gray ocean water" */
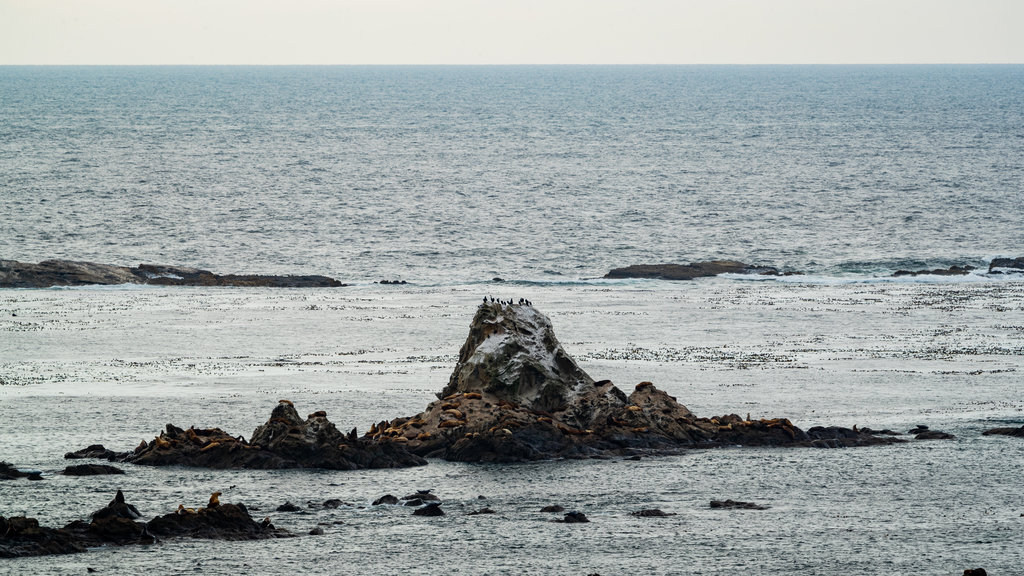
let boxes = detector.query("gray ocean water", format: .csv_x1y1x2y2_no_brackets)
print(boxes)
2,65,1023,281
1,67,1024,575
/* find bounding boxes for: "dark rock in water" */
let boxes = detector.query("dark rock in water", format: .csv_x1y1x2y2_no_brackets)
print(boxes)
62,464,125,476
124,400,426,470
630,509,676,517
804,426,905,448
859,427,901,436
64,444,126,461
982,425,1024,438
467,507,496,515
0,516,86,558
492,277,505,282
892,265,974,277
988,257,1024,274
412,503,444,516
401,490,439,502
147,501,292,541
0,461,31,480
0,259,347,288
557,511,590,523
393,304,902,462
710,499,767,510
908,425,929,434
91,490,142,521
915,430,955,440
605,261,783,281
963,568,988,576
3,490,291,558
322,499,346,509
308,527,324,536
378,279,408,285
276,502,301,512
540,505,565,513
372,495,399,506
27,473,44,481
402,498,423,507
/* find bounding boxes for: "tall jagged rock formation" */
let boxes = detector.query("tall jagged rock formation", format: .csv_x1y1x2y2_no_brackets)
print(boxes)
370,302,893,462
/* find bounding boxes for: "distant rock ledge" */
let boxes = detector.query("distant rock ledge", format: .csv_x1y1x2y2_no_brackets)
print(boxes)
0,259,346,288
604,260,796,281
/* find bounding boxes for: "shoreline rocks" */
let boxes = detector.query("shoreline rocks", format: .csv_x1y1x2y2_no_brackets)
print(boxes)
0,259,346,289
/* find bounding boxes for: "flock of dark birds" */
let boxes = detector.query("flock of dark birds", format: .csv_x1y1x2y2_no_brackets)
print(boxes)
482,296,532,307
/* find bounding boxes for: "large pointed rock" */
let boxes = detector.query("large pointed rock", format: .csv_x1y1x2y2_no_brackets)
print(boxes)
391,302,900,462
440,303,599,415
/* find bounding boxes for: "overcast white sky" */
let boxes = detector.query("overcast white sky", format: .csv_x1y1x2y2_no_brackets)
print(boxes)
1,0,1021,65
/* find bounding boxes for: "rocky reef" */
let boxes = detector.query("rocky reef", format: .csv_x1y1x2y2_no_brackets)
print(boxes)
988,256,1024,274
122,401,425,470
363,302,899,463
0,259,346,288
1,490,290,558
604,260,787,281
893,265,975,277
982,425,1024,438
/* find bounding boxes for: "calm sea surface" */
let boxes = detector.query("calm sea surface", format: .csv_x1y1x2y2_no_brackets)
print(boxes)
1,67,1023,575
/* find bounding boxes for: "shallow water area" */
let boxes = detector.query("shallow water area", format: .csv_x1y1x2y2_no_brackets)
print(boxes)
2,279,1023,575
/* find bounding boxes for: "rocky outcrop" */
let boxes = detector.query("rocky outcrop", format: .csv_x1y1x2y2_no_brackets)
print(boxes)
0,516,86,558
988,257,1024,274
982,425,1024,438
64,444,129,461
62,464,124,476
124,401,426,470
0,259,346,288
1,490,290,558
893,265,975,277
605,261,788,281
710,499,767,510
378,303,898,463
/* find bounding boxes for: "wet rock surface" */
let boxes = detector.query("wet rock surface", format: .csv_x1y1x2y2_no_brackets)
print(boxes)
0,259,346,288
631,509,677,517
64,444,128,461
1,490,291,558
604,260,785,281
62,464,125,476
556,511,590,523
386,303,901,462
982,425,1024,437
710,499,768,510
893,265,975,277
988,257,1024,273
412,503,444,517
119,401,426,470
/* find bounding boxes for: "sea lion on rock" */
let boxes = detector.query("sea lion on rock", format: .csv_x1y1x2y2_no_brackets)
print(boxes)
208,492,221,508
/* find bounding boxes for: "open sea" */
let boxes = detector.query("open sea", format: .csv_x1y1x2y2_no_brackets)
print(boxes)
1,66,1023,575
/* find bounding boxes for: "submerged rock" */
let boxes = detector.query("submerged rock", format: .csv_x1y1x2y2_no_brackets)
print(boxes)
412,503,444,517
710,499,768,510
121,400,426,470
62,464,125,476
631,509,676,517
389,303,901,462
540,505,565,513
982,425,1024,438
604,261,785,281
988,257,1024,274
0,259,346,289
372,495,399,506
893,265,975,277
557,511,590,523
64,444,128,461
